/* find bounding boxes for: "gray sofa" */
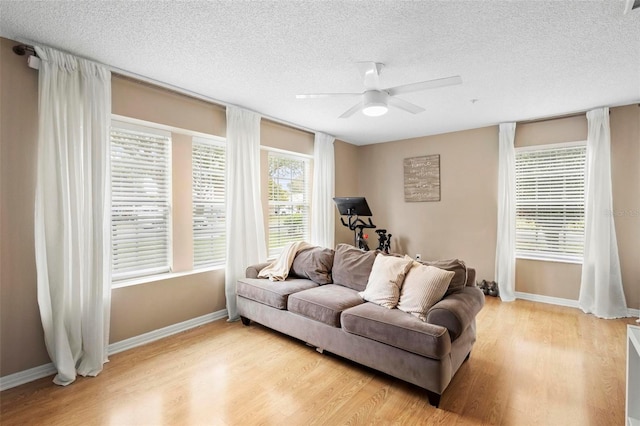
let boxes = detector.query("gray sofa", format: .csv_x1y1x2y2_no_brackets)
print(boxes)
236,244,485,407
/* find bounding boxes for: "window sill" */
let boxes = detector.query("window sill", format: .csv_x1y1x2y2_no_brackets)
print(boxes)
112,265,225,289
516,255,583,265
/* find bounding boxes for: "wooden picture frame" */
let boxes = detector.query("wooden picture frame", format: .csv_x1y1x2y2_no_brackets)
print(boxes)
403,154,441,202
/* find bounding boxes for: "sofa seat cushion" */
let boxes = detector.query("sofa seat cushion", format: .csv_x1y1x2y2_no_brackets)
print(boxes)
288,284,364,327
341,303,451,360
237,278,319,310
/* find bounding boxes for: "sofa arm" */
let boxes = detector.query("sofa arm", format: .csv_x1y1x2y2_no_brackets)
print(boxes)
426,286,485,341
245,263,272,278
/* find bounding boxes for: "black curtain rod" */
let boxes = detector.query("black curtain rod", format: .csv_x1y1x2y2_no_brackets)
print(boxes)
519,108,613,125
12,43,37,57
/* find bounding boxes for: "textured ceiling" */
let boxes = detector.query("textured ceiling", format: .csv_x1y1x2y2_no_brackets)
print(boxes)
1,1,639,145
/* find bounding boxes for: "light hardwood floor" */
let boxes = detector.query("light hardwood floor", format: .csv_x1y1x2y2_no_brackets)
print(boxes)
1,297,636,425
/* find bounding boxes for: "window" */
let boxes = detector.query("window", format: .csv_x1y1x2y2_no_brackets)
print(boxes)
192,138,226,268
515,142,587,262
267,151,310,257
111,123,172,282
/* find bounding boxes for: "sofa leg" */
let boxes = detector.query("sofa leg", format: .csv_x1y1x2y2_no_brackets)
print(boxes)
426,390,441,408
240,316,251,326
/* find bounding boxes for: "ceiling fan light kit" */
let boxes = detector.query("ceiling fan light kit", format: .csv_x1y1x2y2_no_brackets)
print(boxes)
296,62,462,119
362,90,389,117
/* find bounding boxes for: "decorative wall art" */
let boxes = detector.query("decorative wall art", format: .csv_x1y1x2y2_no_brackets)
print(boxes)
403,154,441,202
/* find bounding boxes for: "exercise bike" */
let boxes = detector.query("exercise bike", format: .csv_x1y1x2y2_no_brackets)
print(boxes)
333,197,392,252
347,217,376,251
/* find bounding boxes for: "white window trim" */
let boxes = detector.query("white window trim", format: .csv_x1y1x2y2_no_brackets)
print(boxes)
516,253,584,265
112,265,225,289
514,140,587,264
261,145,313,159
515,140,587,153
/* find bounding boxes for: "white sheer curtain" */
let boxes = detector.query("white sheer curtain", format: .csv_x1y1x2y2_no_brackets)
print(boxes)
225,106,267,321
33,46,112,385
311,132,335,249
579,107,628,319
495,122,516,302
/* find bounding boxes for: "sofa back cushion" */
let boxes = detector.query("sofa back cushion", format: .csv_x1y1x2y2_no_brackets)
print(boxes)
290,246,335,285
332,243,378,291
419,258,467,296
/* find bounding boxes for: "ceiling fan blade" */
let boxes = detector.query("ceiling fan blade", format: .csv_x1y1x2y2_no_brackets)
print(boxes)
388,97,425,114
356,62,384,90
339,102,363,119
295,93,360,99
386,75,462,97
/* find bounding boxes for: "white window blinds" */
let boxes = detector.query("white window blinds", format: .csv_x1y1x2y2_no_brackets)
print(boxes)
111,123,172,281
192,138,226,268
267,152,310,257
515,143,586,262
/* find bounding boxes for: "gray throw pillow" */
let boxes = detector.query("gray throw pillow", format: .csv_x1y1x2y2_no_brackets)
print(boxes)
332,244,379,291
290,246,335,285
420,258,467,296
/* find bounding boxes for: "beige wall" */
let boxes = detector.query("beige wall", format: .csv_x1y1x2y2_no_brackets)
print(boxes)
110,270,225,342
0,37,322,377
515,260,582,300
261,120,314,155
109,76,226,346
357,126,499,281
112,75,226,137
172,133,195,272
0,37,51,376
334,139,360,246
357,110,638,309
513,110,640,309
515,115,587,148
513,115,588,300
610,105,640,310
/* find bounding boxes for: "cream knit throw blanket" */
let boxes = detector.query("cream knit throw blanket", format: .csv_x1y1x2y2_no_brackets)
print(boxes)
258,241,314,281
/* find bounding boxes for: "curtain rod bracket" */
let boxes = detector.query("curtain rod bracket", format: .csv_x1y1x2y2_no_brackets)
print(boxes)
12,44,40,70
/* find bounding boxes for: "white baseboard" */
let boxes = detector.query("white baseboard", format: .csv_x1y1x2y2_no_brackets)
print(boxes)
514,292,580,309
0,309,227,392
0,363,57,392
515,291,640,318
108,309,227,355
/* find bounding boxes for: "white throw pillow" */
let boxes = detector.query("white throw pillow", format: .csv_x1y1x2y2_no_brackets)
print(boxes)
397,262,455,321
358,254,413,308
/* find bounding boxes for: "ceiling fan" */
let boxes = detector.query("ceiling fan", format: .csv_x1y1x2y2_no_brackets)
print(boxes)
295,62,462,118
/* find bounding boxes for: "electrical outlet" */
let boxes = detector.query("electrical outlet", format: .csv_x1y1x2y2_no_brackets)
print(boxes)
416,254,421,260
